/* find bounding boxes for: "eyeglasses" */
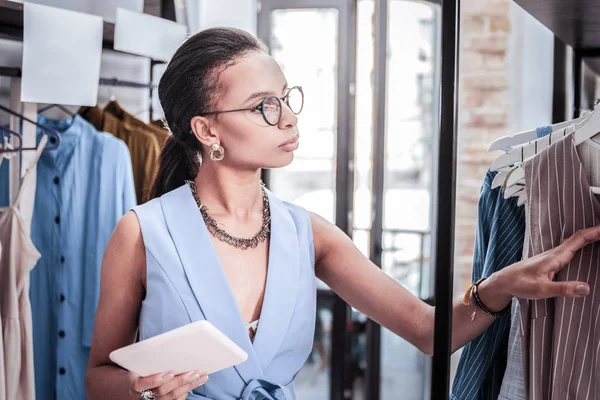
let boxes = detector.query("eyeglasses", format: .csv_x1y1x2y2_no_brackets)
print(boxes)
201,86,304,126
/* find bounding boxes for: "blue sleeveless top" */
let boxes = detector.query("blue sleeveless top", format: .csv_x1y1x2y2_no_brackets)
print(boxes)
132,184,316,400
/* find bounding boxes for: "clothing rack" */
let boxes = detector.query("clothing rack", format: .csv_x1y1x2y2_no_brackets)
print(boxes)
428,1,600,399
0,67,154,90
99,77,155,89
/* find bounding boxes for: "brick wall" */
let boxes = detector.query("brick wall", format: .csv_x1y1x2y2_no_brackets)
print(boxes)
454,0,512,292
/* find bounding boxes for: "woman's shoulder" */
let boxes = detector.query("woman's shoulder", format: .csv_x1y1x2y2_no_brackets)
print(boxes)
268,190,311,226
134,184,188,214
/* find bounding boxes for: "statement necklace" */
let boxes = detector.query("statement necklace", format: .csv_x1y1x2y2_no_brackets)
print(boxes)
186,180,271,250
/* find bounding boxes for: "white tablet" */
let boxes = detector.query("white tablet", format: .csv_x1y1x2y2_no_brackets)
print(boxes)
109,320,248,377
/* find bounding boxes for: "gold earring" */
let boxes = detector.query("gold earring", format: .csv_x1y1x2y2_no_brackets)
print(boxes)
209,143,225,161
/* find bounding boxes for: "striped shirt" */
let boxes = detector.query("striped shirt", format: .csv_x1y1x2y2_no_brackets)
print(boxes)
451,169,526,400
519,134,600,399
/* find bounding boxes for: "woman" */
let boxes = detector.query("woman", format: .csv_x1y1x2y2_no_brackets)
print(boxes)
86,27,599,400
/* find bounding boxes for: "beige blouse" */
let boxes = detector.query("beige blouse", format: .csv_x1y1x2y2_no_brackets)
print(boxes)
0,137,46,400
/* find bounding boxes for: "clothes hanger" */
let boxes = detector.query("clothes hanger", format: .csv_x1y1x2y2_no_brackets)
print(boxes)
503,184,523,200
0,103,61,150
0,126,23,153
503,104,600,187
501,109,600,198
38,103,75,117
517,191,527,206
492,101,600,172
491,167,514,189
502,128,572,188
488,114,590,152
490,124,574,172
572,100,600,146
489,119,589,189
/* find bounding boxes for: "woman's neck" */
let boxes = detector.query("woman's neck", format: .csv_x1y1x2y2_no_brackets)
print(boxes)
194,163,263,219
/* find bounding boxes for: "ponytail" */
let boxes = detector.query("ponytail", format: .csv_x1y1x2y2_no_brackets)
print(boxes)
148,132,200,199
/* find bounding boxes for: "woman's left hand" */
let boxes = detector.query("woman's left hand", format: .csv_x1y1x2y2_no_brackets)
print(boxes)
481,226,600,311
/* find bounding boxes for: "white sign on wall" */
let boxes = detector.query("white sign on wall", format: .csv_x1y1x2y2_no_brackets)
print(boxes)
198,0,257,35
20,3,103,106
18,0,143,24
114,8,188,62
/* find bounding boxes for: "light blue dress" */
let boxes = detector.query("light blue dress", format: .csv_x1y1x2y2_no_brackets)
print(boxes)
132,184,317,399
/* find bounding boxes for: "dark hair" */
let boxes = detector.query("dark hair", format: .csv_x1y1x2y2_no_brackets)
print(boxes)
149,27,268,200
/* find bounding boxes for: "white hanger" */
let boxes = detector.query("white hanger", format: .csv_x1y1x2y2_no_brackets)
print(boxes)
573,102,600,146
488,104,600,206
491,167,514,189
505,167,526,188
517,191,527,206
503,184,523,199
490,124,575,171
487,114,589,152
502,106,600,194
502,104,600,185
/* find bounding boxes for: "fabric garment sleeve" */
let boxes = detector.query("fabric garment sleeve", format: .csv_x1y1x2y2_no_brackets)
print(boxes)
81,133,136,347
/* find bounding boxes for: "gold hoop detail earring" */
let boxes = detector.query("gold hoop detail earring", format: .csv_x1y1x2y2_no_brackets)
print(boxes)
209,143,225,161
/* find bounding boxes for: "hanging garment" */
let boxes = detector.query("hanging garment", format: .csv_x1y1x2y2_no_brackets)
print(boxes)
500,138,600,400
0,137,46,400
498,126,556,400
0,157,8,207
150,119,166,131
29,115,136,400
519,134,600,399
79,105,162,204
451,170,526,400
104,100,169,148
498,205,531,400
0,123,21,208
498,299,527,400
133,185,316,399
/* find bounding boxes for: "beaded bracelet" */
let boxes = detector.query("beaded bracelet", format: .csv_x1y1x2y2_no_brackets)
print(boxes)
463,277,511,321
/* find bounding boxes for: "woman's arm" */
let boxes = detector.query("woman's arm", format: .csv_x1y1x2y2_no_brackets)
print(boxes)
311,212,597,355
86,212,207,399
86,211,148,398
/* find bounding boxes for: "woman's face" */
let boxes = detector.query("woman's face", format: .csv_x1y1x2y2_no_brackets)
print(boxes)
194,50,300,170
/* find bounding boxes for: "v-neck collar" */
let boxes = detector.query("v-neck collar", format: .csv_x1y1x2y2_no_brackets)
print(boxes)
160,184,300,381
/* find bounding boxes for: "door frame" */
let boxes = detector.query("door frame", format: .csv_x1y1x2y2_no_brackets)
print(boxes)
367,1,442,399
257,1,357,399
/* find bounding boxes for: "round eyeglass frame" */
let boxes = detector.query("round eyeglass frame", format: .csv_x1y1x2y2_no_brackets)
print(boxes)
201,86,304,126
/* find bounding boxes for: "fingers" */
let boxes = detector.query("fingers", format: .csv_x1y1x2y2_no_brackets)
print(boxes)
153,371,205,397
130,371,208,399
556,226,600,260
160,374,209,399
544,280,590,298
545,226,600,272
131,371,175,393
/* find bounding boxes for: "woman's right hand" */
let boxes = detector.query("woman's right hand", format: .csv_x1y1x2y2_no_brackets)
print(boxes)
130,370,209,400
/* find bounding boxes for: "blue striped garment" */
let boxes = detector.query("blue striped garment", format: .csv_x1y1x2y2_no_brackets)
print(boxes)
450,170,526,400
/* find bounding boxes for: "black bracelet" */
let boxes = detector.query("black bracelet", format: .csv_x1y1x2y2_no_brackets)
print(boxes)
471,278,511,318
